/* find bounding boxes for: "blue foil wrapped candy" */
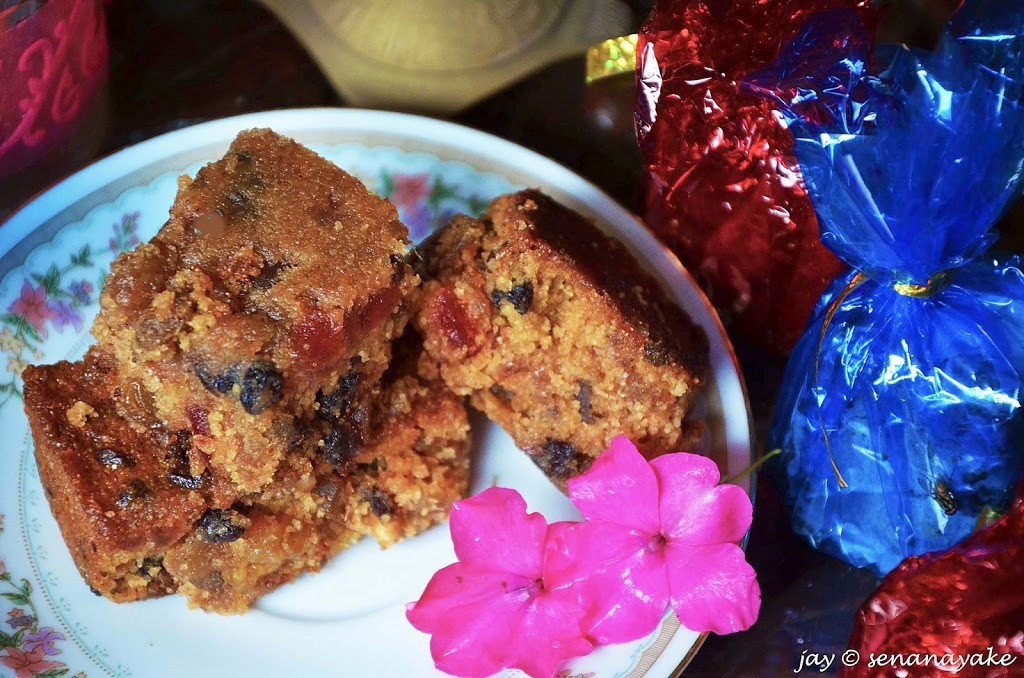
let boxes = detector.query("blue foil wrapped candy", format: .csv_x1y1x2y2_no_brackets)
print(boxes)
748,5,1024,575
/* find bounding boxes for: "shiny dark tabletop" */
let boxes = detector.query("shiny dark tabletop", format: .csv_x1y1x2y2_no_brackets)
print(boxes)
5,1,1023,675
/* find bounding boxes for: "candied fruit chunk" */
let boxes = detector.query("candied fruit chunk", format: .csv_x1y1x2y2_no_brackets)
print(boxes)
345,286,403,348
289,308,347,368
186,404,211,435
429,288,479,352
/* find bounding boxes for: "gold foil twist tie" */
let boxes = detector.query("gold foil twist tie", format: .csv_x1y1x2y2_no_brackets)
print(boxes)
813,272,869,489
892,270,952,298
810,268,954,488
585,34,638,84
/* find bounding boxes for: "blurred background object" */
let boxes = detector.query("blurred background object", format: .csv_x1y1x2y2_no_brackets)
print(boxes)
254,0,632,113
0,0,109,212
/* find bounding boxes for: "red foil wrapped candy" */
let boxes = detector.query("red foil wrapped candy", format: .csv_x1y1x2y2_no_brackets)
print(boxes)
637,0,878,354
843,485,1024,678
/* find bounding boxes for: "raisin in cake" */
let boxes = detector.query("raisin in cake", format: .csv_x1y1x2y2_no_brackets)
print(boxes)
415,190,707,487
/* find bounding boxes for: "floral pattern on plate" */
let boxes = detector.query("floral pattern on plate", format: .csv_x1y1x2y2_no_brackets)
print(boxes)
377,171,491,241
0,213,139,408
0,515,74,678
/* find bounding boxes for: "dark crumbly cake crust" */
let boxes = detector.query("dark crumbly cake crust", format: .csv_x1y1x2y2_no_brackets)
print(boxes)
92,129,417,493
23,350,210,602
415,190,707,486
22,131,470,613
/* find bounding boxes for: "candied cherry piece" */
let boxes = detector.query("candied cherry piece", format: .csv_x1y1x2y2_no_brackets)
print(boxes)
345,286,402,348
429,287,479,352
290,308,347,368
239,361,283,415
185,404,211,435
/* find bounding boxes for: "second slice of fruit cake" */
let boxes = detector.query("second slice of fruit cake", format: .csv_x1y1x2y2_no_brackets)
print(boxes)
415,190,708,487
92,129,417,493
23,344,470,614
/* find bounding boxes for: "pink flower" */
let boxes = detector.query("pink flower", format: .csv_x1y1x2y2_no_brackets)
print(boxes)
0,647,63,678
391,173,432,210
407,487,593,678
547,436,760,643
8,282,56,339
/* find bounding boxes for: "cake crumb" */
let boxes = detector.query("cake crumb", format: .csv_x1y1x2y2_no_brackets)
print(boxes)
66,401,97,427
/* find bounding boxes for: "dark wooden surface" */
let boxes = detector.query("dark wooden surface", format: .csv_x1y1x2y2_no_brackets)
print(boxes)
6,1,1020,675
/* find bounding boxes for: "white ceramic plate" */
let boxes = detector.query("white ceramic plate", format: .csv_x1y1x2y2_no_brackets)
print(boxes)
0,109,753,678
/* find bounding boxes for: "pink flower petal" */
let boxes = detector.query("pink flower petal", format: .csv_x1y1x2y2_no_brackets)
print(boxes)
504,590,594,678
546,521,670,645
566,435,659,533
408,562,532,677
665,542,761,635
407,562,590,677
407,562,534,631
450,487,546,579
651,453,752,545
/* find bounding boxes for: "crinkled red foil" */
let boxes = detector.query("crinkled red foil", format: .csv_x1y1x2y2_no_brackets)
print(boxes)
637,0,878,354
842,484,1024,678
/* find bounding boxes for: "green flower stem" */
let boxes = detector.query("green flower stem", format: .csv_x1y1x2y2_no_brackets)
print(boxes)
723,448,783,486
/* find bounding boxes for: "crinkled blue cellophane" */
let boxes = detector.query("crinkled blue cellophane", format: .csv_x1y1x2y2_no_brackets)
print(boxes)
748,4,1024,575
